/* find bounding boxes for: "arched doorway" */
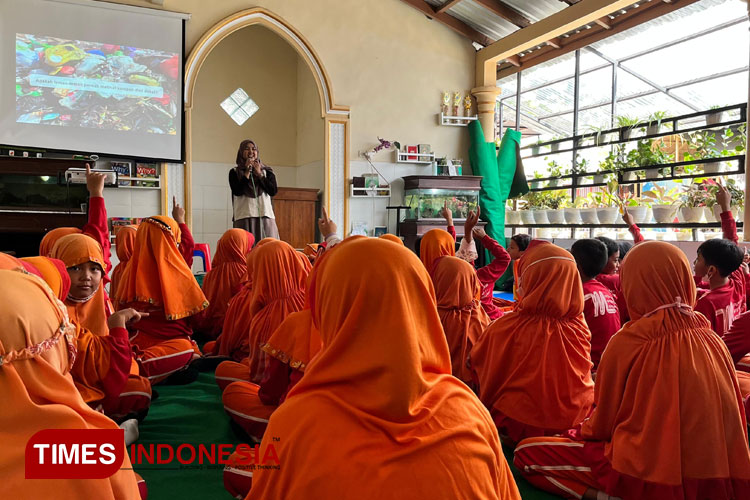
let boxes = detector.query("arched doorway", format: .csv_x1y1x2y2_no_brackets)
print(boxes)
183,7,350,233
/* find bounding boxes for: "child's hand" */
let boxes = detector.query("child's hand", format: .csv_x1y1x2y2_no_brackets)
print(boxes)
172,196,186,224
621,206,635,227
85,163,106,198
472,227,487,240
439,201,453,226
464,206,480,233
108,308,148,329
318,206,337,238
716,183,732,213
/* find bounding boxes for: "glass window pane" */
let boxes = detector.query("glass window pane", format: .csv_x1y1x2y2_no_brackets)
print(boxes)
220,97,238,115
579,105,613,133
231,88,249,104
670,71,749,110
620,23,749,88
520,52,575,91
230,108,250,125
241,98,259,118
579,66,612,108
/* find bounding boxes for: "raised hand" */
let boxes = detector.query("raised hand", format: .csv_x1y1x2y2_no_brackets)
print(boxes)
621,205,635,227
716,183,732,213
439,200,453,226
85,163,106,198
318,205,337,238
472,226,487,240
172,196,186,224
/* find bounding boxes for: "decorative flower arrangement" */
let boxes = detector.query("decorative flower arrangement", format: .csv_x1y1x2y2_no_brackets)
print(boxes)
361,137,400,185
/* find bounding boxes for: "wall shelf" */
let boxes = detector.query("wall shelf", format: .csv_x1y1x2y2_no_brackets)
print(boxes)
439,113,478,127
350,185,390,198
395,151,435,164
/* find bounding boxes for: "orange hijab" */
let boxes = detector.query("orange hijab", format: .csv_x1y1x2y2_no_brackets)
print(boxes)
0,253,43,277
216,238,273,360
470,241,594,434
22,257,71,300
111,225,137,299
116,216,207,320
0,270,140,499
200,229,254,331
302,243,319,259
246,240,310,382
431,256,489,385
581,241,750,495
248,238,520,500
261,310,322,372
379,233,404,246
39,227,81,256
419,229,455,273
50,233,110,337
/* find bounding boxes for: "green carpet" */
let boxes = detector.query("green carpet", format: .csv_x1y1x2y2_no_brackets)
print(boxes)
134,372,560,499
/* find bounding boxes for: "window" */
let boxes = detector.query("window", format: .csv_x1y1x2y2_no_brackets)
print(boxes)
220,88,259,125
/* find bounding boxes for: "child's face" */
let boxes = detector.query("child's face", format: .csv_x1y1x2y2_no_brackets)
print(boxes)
508,240,522,260
67,261,103,300
602,251,620,275
694,253,709,279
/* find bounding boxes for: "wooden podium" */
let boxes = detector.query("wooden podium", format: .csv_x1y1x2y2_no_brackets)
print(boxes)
273,187,320,249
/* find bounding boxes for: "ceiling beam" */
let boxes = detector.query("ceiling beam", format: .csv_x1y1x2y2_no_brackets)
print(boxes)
400,0,494,47
594,17,611,29
505,54,521,67
546,37,562,49
435,0,464,14
473,0,532,28
476,0,636,86
495,0,700,81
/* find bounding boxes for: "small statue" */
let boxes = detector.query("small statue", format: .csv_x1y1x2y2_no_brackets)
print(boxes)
442,91,451,115
453,91,461,120
464,94,473,117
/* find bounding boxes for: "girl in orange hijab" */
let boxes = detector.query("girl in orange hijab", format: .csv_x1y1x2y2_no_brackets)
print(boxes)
207,238,274,361
379,233,404,245
419,228,456,273
470,240,594,444
111,225,137,300
246,237,521,500
215,240,309,390
431,256,489,388
514,241,750,500
115,216,208,384
50,233,112,336
193,228,254,340
222,309,323,498
0,269,142,500
21,256,152,422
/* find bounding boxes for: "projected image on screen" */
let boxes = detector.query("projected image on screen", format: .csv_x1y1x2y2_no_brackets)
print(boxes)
15,34,179,135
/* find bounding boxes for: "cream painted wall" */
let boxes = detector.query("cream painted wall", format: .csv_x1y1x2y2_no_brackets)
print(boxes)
96,0,476,161
296,58,324,167
193,25,300,166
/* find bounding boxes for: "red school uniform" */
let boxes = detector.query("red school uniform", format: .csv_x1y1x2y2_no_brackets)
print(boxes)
582,279,620,369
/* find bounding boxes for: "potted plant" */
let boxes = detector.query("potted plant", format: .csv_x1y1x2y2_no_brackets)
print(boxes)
706,105,724,126
616,115,640,140
628,138,673,179
577,194,599,225
517,196,535,225
527,190,550,224
642,184,679,223
529,171,545,189
621,192,651,224
531,140,543,156
704,178,744,222
505,199,522,225
677,182,709,223
563,196,581,224
546,158,565,187
592,178,621,224
647,111,669,135
683,130,722,174
545,190,568,224
550,136,562,152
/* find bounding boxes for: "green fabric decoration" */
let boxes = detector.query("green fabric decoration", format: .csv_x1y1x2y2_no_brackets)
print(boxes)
468,121,527,288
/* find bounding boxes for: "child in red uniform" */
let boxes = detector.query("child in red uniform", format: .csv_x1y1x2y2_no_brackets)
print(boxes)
441,204,511,320
694,184,745,335
570,239,621,370
593,235,629,325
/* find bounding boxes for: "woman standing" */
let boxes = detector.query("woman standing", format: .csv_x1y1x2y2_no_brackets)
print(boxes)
229,139,279,242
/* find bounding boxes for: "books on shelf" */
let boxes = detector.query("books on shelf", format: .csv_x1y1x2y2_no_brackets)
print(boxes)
110,161,131,186
136,163,158,187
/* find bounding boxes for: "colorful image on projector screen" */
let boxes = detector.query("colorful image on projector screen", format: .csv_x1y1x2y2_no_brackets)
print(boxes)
15,34,179,135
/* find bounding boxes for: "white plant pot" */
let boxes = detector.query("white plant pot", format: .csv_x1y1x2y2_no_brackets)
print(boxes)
593,174,605,184
532,209,549,224
546,209,565,224
645,169,659,179
676,231,692,241
652,204,677,223
623,171,637,181
519,210,535,225
706,111,724,126
505,210,521,225
580,208,599,224
679,207,704,223
597,207,620,224
647,124,659,135
530,180,541,189
564,207,581,224
712,205,740,222
627,206,650,224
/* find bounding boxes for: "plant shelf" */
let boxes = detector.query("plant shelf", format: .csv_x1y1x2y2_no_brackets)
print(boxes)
395,151,435,164
350,185,390,198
